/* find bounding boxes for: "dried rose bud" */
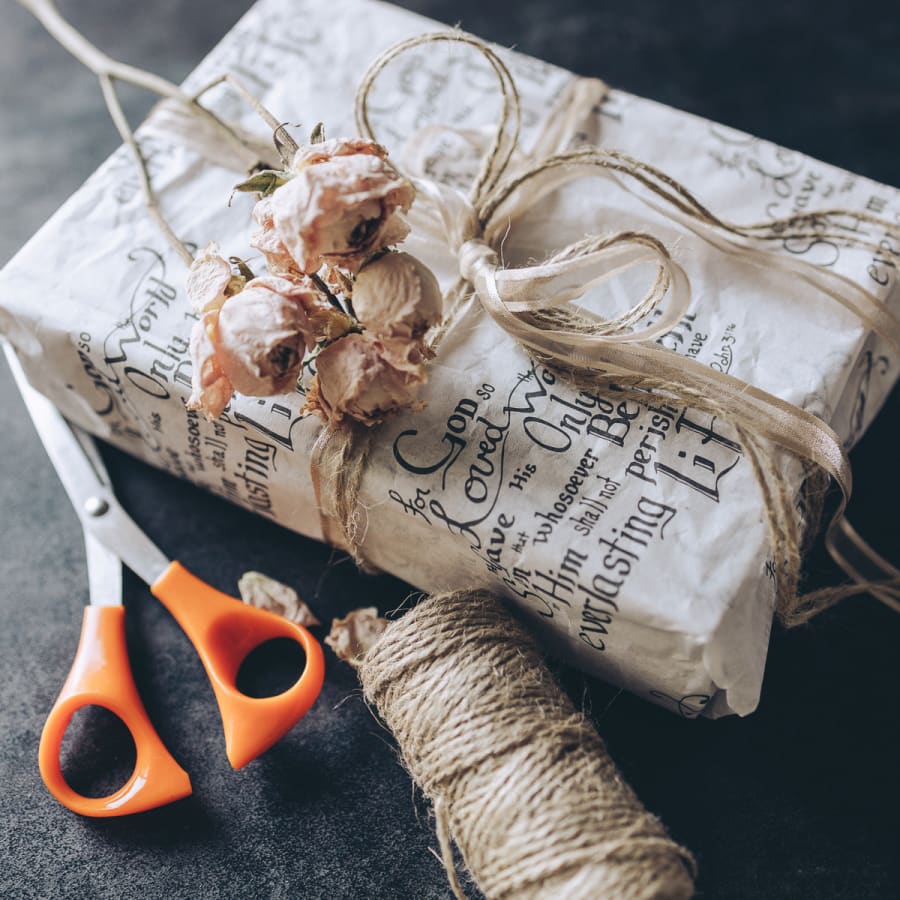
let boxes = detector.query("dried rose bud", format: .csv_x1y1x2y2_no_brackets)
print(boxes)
270,152,415,274
249,197,302,277
215,276,320,396
186,242,244,314
353,251,442,338
304,332,428,426
186,310,235,420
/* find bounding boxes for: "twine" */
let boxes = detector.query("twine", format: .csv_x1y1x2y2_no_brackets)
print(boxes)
309,421,377,570
358,591,697,900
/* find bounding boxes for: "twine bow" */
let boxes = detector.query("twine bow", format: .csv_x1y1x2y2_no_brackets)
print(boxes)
351,31,900,623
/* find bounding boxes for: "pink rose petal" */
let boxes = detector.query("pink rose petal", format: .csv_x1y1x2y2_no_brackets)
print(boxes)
186,242,237,314
186,310,235,419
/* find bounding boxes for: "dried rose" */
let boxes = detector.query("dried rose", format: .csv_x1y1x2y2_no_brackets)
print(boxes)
214,275,323,396
246,139,390,274
353,251,442,338
186,310,235,420
249,197,301,277
304,332,428,426
270,150,415,274
185,242,244,313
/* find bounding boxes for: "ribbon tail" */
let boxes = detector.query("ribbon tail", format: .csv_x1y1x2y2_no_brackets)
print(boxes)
826,518,900,613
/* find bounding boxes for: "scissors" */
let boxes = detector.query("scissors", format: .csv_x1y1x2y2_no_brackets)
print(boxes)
4,345,325,817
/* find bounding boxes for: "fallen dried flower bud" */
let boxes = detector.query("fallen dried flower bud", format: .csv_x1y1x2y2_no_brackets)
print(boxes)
353,251,442,338
325,607,389,669
238,571,321,627
305,332,428,426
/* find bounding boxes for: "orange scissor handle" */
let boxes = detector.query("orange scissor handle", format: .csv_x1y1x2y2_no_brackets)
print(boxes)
150,562,325,770
39,605,193,817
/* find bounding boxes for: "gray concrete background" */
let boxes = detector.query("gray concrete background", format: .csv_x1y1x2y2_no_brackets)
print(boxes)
1,1,898,898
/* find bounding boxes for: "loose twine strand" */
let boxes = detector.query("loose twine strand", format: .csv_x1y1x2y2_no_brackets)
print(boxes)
358,591,697,900
16,0,283,266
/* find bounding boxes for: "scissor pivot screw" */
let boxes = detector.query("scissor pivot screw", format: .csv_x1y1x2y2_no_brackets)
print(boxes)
84,497,109,517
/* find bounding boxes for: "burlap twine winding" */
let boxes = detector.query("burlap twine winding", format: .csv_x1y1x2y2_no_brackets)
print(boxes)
358,591,696,900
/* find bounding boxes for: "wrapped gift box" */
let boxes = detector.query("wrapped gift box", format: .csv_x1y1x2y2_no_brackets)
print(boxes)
1,0,897,718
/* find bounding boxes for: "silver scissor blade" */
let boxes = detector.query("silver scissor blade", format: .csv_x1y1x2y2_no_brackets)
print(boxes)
85,533,124,607
71,423,114,490
4,344,170,586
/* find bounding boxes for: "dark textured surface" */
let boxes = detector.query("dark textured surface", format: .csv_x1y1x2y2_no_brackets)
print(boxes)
1,1,898,898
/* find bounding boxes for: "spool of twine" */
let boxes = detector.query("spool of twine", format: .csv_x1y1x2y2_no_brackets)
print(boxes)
357,591,696,899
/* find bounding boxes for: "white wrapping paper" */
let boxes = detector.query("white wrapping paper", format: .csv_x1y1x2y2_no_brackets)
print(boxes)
1,0,897,718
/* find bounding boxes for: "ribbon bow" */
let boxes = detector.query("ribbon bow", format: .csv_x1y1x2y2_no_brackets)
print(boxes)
354,31,900,622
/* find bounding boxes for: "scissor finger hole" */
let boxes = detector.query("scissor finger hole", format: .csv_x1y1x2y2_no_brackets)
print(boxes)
60,705,136,798
236,638,307,698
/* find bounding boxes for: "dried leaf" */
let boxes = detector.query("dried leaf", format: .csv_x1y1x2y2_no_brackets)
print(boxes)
326,607,389,669
238,571,321,626
230,169,290,202
273,123,300,167
228,256,256,281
